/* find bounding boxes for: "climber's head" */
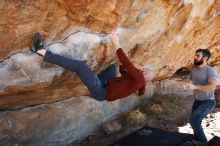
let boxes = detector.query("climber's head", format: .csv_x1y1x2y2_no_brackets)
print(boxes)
141,66,154,82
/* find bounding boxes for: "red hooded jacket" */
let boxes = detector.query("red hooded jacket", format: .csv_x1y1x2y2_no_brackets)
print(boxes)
106,48,146,101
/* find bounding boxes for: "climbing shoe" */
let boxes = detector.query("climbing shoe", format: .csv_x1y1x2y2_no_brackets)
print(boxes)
31,32,44,53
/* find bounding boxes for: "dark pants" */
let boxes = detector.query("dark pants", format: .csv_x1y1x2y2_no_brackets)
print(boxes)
189,99,216,143
43,51,116,101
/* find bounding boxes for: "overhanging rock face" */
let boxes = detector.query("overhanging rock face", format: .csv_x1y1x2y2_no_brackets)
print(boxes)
0,0,220,109
0,0,220,145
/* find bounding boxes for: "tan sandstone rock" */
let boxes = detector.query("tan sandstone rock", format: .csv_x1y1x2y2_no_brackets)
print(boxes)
0,0,219,109
0,0,220,145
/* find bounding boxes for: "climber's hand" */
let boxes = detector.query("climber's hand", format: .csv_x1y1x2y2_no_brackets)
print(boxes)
110,31,121,49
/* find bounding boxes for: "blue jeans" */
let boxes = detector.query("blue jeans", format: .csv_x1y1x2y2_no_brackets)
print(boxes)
189,99,216,143
43,51,116,101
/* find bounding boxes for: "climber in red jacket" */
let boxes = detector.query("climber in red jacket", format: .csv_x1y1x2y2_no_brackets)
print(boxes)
31,32,154,101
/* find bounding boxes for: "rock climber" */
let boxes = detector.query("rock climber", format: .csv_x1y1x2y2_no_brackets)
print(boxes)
30,31,154,101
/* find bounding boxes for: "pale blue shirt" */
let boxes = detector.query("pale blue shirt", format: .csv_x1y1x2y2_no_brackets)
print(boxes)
189,65,219,100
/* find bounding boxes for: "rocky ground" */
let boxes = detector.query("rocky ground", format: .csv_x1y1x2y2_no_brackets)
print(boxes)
69,88,220,146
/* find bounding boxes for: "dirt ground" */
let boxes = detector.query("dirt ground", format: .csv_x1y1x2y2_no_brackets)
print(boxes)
69,89,220,146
